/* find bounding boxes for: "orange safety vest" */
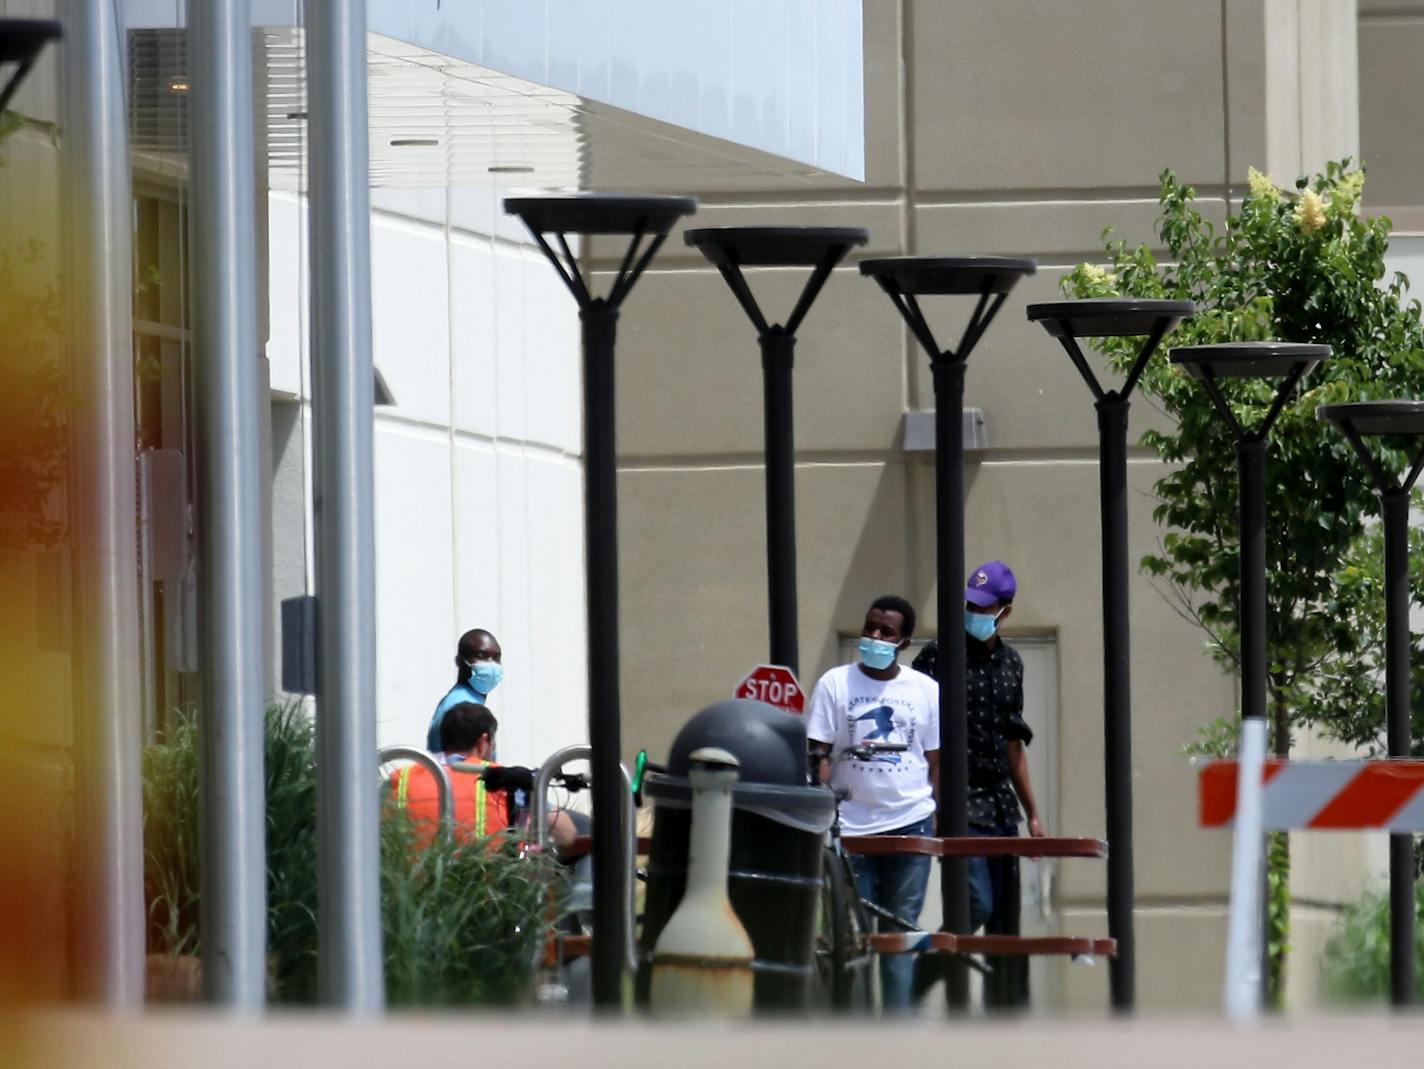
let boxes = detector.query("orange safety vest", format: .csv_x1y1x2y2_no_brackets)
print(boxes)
391,760,511,846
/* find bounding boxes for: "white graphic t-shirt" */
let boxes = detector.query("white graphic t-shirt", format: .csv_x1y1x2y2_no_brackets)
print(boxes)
804,662,940,835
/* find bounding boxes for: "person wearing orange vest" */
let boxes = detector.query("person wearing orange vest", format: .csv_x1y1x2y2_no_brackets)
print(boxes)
392,702,575,851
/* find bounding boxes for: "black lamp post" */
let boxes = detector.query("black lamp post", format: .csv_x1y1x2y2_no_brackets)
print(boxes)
505,193,696,1011
685,226,868,674
1027,298,1195,1012
0,19,61,115
1317,399,1424,1009
861,256,1036,1008
1170,342,1330,1016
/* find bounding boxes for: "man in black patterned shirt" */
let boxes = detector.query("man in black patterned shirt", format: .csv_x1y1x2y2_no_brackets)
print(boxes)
911,560,1043,934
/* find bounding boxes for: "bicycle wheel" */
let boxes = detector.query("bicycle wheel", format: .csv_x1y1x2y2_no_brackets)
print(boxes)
814,849,873,1010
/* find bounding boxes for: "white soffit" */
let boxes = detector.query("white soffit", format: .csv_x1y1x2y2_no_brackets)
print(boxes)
368,0,865,183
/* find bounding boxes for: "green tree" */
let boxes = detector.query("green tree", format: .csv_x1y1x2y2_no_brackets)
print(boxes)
1062,160,1424,1003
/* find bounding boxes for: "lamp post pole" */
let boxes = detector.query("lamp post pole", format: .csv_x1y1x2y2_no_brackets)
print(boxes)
862,257,1036,1008
506,195,696,1010
687,226,869,675
1170,342,1330,1019
1318,399,1424,1009
1028,299,1195,1012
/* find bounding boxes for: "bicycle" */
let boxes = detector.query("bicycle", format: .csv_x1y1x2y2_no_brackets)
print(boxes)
813,740,990,1010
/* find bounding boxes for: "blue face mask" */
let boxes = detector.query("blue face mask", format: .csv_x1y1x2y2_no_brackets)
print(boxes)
964,609,1001,643
859,636,898,671
467,660,504,696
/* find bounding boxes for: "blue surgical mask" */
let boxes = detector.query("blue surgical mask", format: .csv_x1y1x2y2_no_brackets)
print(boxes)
467,660,504,695
859,636,898,671
964,609,1001,643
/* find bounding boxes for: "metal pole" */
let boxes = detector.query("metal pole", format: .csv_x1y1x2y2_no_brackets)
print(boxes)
1225,437,1268,1018
1382,490,1416,1007
1238,440,1268,725
188,0,268,1009
60,0,145,1009
932,357,971,1008
304,0,384,1011
1097,396,1136,1012
583,301,627,1009
760,329,799,674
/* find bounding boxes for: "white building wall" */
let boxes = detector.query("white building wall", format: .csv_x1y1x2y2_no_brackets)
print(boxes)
266,185,587,769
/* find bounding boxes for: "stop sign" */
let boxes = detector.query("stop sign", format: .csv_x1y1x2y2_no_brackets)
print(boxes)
735,664,806,715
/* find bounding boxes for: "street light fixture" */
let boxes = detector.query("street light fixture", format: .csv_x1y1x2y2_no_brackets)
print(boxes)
1028,297,1195,1012
686,226,869,675
1170,341,1330,1018
505,192,696,1011
862,256,1037,1008
1317,398,1424,1009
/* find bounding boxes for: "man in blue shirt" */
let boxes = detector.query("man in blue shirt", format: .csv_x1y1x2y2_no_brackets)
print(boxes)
427,628,504,752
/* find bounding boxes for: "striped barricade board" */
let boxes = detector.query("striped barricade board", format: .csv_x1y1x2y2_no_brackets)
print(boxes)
1199,759,1424,831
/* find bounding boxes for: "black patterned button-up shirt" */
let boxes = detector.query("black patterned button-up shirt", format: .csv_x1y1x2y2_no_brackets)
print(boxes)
912,637,1032,830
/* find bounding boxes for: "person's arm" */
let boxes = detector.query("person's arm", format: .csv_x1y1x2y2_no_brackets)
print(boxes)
804,674,837,785
926,747,941,834
1006,740,1044,837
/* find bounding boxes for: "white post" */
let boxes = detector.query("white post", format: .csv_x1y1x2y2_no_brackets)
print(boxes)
302,0,384,1010
1224,716,1269,1020
60,0,146,1009
188,0,269,1009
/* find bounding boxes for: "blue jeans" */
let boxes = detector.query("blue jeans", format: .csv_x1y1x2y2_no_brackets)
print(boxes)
849,814,933,1013
968,822,1018,932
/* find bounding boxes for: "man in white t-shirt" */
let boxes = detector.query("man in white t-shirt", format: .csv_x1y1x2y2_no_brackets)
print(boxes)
805,594,938,1012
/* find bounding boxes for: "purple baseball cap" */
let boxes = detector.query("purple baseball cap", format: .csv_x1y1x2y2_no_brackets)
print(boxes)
965,560,1016,607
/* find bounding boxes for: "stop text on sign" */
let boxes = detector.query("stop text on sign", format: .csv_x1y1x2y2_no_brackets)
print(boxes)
734,664,805,715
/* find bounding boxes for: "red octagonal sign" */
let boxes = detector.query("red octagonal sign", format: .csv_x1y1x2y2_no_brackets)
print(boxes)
735,664,806,715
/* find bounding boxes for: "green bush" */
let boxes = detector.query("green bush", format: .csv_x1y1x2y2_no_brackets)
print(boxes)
1321,880,1424,1002
142,704,558,1006
380,807,557,1008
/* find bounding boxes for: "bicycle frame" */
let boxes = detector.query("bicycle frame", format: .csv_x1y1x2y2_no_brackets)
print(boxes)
531,744,638,974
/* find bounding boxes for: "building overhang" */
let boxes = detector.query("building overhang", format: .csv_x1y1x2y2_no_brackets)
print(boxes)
124,0,866,193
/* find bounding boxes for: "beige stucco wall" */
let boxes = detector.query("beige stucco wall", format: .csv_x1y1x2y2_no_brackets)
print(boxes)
606,0,1398,1012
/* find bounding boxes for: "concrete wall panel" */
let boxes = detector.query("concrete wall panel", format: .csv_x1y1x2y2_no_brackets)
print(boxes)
908,269,1179,452
611,267,909,459
370,214,453,428
1359,15,1424,212
909,0,1226,194
374,424,457,744
617,462,909,763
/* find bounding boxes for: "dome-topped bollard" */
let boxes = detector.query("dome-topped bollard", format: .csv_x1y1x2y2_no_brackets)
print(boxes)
638,699,836,1012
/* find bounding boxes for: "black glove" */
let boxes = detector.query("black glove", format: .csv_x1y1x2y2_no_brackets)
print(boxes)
481,765,535,793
